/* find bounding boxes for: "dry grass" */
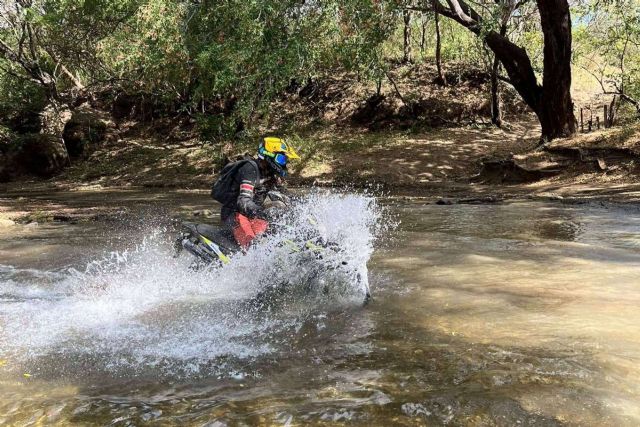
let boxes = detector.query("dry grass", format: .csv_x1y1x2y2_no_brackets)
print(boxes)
291,116,541,186
550,122,640,151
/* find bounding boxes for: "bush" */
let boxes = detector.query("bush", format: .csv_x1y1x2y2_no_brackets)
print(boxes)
196,113,244,144
0,67,47,133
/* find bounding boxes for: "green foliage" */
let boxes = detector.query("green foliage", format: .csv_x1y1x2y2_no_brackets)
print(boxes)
329,1,397,81
0,124,15,150
39,0,141,80
196,114,241,143
0,64,47,131
99,0,189,97
574,0,640,110
100,0,402,139
1,0,635,144
0,70,46,115
186,1,332,131
0,0,138,92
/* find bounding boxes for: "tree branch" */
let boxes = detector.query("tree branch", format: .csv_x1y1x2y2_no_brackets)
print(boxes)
445,0,482,25
604,91,640,112
43,46,84,89
0,38,20,63
386,70,408,106
494,74,510,84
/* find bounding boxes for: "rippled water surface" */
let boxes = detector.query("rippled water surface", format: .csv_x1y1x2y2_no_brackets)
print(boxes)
1,190,640,426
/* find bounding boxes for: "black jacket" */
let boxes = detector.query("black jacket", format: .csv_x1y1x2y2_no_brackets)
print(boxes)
217,157,266,222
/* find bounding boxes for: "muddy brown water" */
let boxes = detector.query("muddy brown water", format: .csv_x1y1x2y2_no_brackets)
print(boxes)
1,189,640,426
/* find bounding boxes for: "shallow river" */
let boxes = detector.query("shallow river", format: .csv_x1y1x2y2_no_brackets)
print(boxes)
1,189,640,426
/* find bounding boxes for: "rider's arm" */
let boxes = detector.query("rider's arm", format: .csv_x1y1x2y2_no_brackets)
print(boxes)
236,163,265,219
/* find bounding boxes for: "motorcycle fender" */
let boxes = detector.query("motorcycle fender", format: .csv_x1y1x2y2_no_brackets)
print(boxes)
200,235,231,264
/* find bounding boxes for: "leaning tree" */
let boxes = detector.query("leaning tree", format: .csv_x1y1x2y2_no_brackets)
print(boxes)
412,0,576,141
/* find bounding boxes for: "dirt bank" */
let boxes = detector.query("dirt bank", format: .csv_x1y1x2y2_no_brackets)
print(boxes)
1,62,529,189
2,118,640,228
2,61,640,214
3,118,640,226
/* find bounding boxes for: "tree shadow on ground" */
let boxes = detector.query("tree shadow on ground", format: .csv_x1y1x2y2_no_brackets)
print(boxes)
304,117,541,187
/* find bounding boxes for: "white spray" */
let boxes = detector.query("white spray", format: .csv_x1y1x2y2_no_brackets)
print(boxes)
0,191,382,377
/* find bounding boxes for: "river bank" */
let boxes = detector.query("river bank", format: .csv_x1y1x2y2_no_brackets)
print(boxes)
3,57,640,210
3,110,640,227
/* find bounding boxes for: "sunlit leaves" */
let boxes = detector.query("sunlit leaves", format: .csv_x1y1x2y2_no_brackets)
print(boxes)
574,0,640,101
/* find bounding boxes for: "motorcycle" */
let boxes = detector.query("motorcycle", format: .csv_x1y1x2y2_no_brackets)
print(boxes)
173,191,371,303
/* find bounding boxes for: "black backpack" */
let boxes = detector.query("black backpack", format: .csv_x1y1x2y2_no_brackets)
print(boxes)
211,159,259,205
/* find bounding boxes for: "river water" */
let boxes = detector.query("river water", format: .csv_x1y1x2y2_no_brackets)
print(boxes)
1,189,640,426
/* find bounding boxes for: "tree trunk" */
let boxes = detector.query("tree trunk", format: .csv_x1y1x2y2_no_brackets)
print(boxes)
40,100,72,137
490,56,501,127
490,23,507,127
403,10,412,63
536,0,575,140
608,96,618,125
433,1,446,86
432,0,576,140
483,21,574,140
484,32,540,111
420,14,427,53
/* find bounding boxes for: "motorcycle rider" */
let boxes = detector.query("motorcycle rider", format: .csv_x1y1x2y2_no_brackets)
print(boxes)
211,137,300,248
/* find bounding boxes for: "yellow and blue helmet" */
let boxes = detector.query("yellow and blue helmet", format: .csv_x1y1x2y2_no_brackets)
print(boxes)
258,137,300,177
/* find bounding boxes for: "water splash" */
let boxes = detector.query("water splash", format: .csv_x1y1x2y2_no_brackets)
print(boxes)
0,191,382,378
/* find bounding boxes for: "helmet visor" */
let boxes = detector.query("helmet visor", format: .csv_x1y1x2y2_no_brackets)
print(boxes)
274,153,288,167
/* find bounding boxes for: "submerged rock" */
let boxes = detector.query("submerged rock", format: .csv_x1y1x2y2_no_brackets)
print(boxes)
436,198,454,205
193,209,215,218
